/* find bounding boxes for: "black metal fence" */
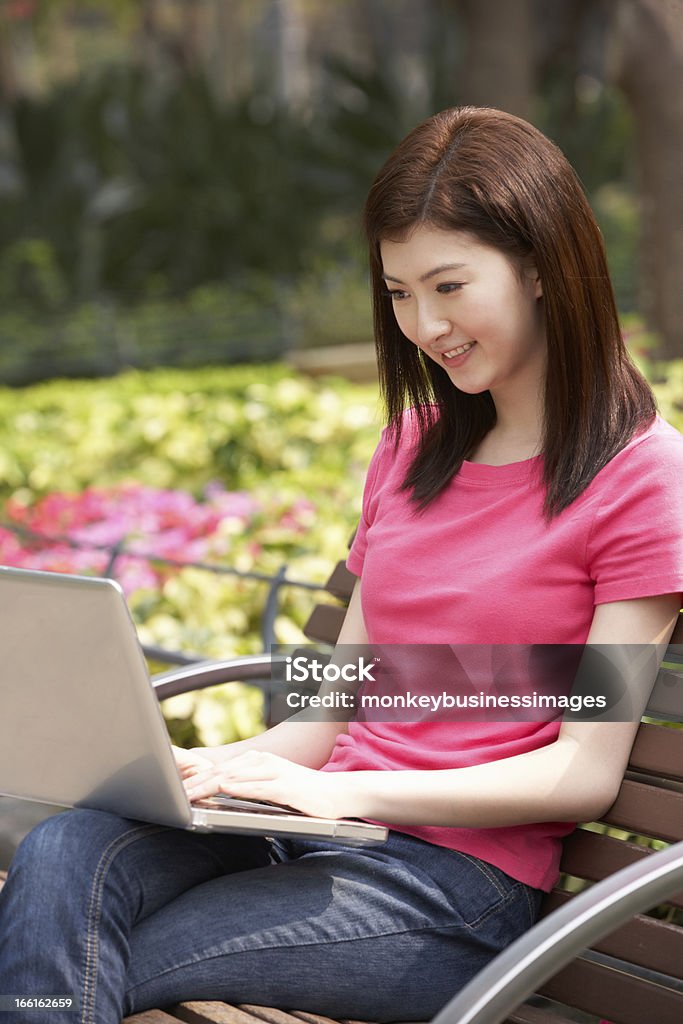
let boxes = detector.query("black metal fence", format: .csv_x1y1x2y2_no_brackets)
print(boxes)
0,519,326,667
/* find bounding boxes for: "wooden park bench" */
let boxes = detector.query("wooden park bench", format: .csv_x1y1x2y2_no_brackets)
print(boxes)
2,562,682,1024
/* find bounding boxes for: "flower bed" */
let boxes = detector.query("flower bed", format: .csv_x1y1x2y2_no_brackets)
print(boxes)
0,365,381,742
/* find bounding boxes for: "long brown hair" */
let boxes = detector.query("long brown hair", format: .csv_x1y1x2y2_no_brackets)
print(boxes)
363,106,656,517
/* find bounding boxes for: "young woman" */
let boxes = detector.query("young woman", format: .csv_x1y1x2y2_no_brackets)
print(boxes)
1,106,682,1024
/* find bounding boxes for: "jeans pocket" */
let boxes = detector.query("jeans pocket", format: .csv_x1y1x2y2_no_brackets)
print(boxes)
434,849,538,932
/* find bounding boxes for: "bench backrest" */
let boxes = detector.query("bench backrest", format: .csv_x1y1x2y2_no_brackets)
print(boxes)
303,562,683,1024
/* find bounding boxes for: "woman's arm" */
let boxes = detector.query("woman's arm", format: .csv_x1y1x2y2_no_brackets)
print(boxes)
335,593,680,826
183,591,681,826
175,578,368,778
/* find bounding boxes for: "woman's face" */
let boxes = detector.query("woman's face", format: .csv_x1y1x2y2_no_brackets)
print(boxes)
379,225,546,405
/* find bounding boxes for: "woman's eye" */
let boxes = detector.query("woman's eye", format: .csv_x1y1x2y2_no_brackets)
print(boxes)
437,283,463,294
384,288,409,301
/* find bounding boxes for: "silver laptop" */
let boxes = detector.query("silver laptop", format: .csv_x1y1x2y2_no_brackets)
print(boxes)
0,565,387,846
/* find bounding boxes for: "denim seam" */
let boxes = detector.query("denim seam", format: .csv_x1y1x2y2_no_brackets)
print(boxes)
125,917,480,998
81,823,168,1024
462,881,525,930
435,852,531,930
522,882,540,926
129,890,538,1003
451,851,507,898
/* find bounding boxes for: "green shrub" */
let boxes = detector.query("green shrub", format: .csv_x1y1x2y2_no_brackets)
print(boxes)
0,280,287,387
0,364,381,743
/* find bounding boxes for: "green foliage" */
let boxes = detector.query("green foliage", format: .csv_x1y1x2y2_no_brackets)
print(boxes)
0,35,653,385
287,260,373,350
313,55,418,199
536,79,635,197
535,77,639,316
0,364,381,743
0,279,286,386
1,68,355,309
0,252,376,386
593,184,640,315
650,359,683,434
0,238,68,311
0,364,379,502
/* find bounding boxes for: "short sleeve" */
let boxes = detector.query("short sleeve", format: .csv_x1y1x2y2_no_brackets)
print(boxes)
587,424,683,605
346,428,392,577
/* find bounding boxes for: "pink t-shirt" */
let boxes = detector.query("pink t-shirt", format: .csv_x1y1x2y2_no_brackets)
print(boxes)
322,413,683,891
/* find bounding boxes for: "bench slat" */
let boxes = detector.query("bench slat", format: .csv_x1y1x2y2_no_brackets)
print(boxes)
121,999,581,1024
238,1006,314,1024
601,779,683,841
628,722,683,780
670,617,683,645
290,1012,352,1024
539,955,683,1024
558,830,683,909
303,605,347,646
324,562,356,601
174,1002,268,1024
504,1006,577,1024
123,1006,380,1024
644,667,683,722
124,1013,184,1023
543,890,683,976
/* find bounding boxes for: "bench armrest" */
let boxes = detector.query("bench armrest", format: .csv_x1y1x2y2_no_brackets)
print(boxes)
151,654,276,701
432,839,683,1024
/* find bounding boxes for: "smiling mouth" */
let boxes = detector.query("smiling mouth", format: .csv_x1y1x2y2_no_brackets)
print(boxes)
442,341,476,359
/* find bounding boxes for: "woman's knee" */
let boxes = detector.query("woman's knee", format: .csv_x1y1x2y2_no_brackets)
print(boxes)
9,808,145,881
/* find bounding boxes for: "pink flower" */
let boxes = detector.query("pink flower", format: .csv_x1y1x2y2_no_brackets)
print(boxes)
0,483,270,598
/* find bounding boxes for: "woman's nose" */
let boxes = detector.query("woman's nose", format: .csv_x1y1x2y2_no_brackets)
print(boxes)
416,304,450,348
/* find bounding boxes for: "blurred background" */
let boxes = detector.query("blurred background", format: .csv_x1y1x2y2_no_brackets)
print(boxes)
0,0,682,382
1,1,683,856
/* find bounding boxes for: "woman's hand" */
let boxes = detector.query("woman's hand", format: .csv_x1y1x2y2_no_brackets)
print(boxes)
183,750,348,820
172,745,215,780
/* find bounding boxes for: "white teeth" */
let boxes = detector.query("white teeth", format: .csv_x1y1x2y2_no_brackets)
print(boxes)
443,341,475,359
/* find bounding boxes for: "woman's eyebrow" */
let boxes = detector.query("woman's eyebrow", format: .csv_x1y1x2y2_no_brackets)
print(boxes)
381,262,468,285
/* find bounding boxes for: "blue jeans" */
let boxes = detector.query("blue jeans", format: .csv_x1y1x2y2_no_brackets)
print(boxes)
0,809,542,1023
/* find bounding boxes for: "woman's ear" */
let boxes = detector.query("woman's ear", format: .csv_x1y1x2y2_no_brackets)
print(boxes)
527,264,542,299
522,258,542,299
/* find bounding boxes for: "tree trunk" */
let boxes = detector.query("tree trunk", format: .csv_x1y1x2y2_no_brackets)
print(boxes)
138,0,163,76
208,0,242,103
457,0,535,119
608,0,683,359
177,0,205,76
270,0,310,112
